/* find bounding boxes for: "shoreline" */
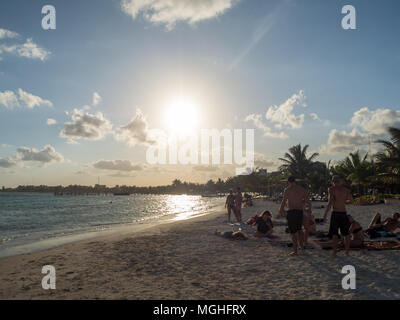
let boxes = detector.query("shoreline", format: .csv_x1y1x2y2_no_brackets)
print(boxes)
0,201,225,259
0,199,399,299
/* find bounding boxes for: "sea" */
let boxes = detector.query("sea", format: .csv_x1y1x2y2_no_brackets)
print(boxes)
0,192,225,258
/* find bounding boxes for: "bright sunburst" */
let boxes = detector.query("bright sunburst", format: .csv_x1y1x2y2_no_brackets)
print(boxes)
164,98,198,134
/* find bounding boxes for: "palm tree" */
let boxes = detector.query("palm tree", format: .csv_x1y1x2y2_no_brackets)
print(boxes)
333,151,374,195
375,126,400,190
279,144,319,186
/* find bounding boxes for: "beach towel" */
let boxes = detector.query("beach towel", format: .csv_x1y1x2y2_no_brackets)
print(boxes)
362,241,400,250
231,222,255,234
310,239,400,251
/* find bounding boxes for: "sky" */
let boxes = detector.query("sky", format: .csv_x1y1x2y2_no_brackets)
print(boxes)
1,0,400,187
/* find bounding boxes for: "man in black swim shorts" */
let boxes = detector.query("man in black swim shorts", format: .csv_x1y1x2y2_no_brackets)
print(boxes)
323,176,353,257
279,176,312,255
287,209,303,234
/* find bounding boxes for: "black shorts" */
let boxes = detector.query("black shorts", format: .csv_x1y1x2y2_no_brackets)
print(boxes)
329,211,350,237
287,210,303,234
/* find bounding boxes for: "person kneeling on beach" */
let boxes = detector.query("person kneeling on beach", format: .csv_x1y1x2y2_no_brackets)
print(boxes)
278,176,312,255
252,210,274,238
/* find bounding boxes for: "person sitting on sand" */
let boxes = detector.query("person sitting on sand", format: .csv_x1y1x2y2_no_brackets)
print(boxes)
252,210,274,238
214,230,248,240
348,215,364,247
303,214,317,245
367,212,400,234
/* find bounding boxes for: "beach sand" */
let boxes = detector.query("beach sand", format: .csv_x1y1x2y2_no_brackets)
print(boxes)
0,199,399,300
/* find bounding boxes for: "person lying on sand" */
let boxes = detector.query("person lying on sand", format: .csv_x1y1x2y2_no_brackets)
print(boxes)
214,230,248,240
366,212,400,234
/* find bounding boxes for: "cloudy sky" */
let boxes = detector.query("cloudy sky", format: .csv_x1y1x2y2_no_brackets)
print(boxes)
1,0,400,187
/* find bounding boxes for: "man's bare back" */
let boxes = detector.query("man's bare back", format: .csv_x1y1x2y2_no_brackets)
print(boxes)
284,185,308,211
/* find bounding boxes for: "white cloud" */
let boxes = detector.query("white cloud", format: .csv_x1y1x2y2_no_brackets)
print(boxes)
254,152,278,169
93,92,102,106
310,112,330,126
245,90,307,139
350,107,400,135
60,108,113,143
310,113,320,121
321,107,400,155
0,89,52,109
320,128,371,154
0,157,19,168
265,90,306,129
92,160,144,172
245,113,288,139
0,38,50,61
115,109,156,146
16,145,64,165
0,90,19,109
0,28,19,39
17,88,52,108
47,118,57,126
121,0,237,29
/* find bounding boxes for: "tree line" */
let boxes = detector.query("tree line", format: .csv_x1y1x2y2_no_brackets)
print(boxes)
2,126,399,197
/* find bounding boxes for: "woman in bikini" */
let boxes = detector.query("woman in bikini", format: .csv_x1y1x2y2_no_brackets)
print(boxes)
367,212,400,234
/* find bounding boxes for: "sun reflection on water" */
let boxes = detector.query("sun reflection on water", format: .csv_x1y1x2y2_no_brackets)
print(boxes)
166,195,203,221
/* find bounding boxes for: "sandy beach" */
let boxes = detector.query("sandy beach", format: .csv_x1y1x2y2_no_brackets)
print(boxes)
0,199,399,300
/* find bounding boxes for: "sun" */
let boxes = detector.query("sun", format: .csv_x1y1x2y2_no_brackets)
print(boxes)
164,98,199,135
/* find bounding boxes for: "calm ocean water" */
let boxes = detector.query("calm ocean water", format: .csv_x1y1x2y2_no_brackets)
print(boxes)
0,193,224,257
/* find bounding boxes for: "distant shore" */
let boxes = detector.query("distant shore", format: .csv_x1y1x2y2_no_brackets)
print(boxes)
1,199,399,299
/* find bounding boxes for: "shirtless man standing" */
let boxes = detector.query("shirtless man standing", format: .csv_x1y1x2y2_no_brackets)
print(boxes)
279,176,311,255
323,175,353,257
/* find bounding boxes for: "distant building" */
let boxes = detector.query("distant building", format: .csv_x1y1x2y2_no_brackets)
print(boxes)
94,184,106,189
